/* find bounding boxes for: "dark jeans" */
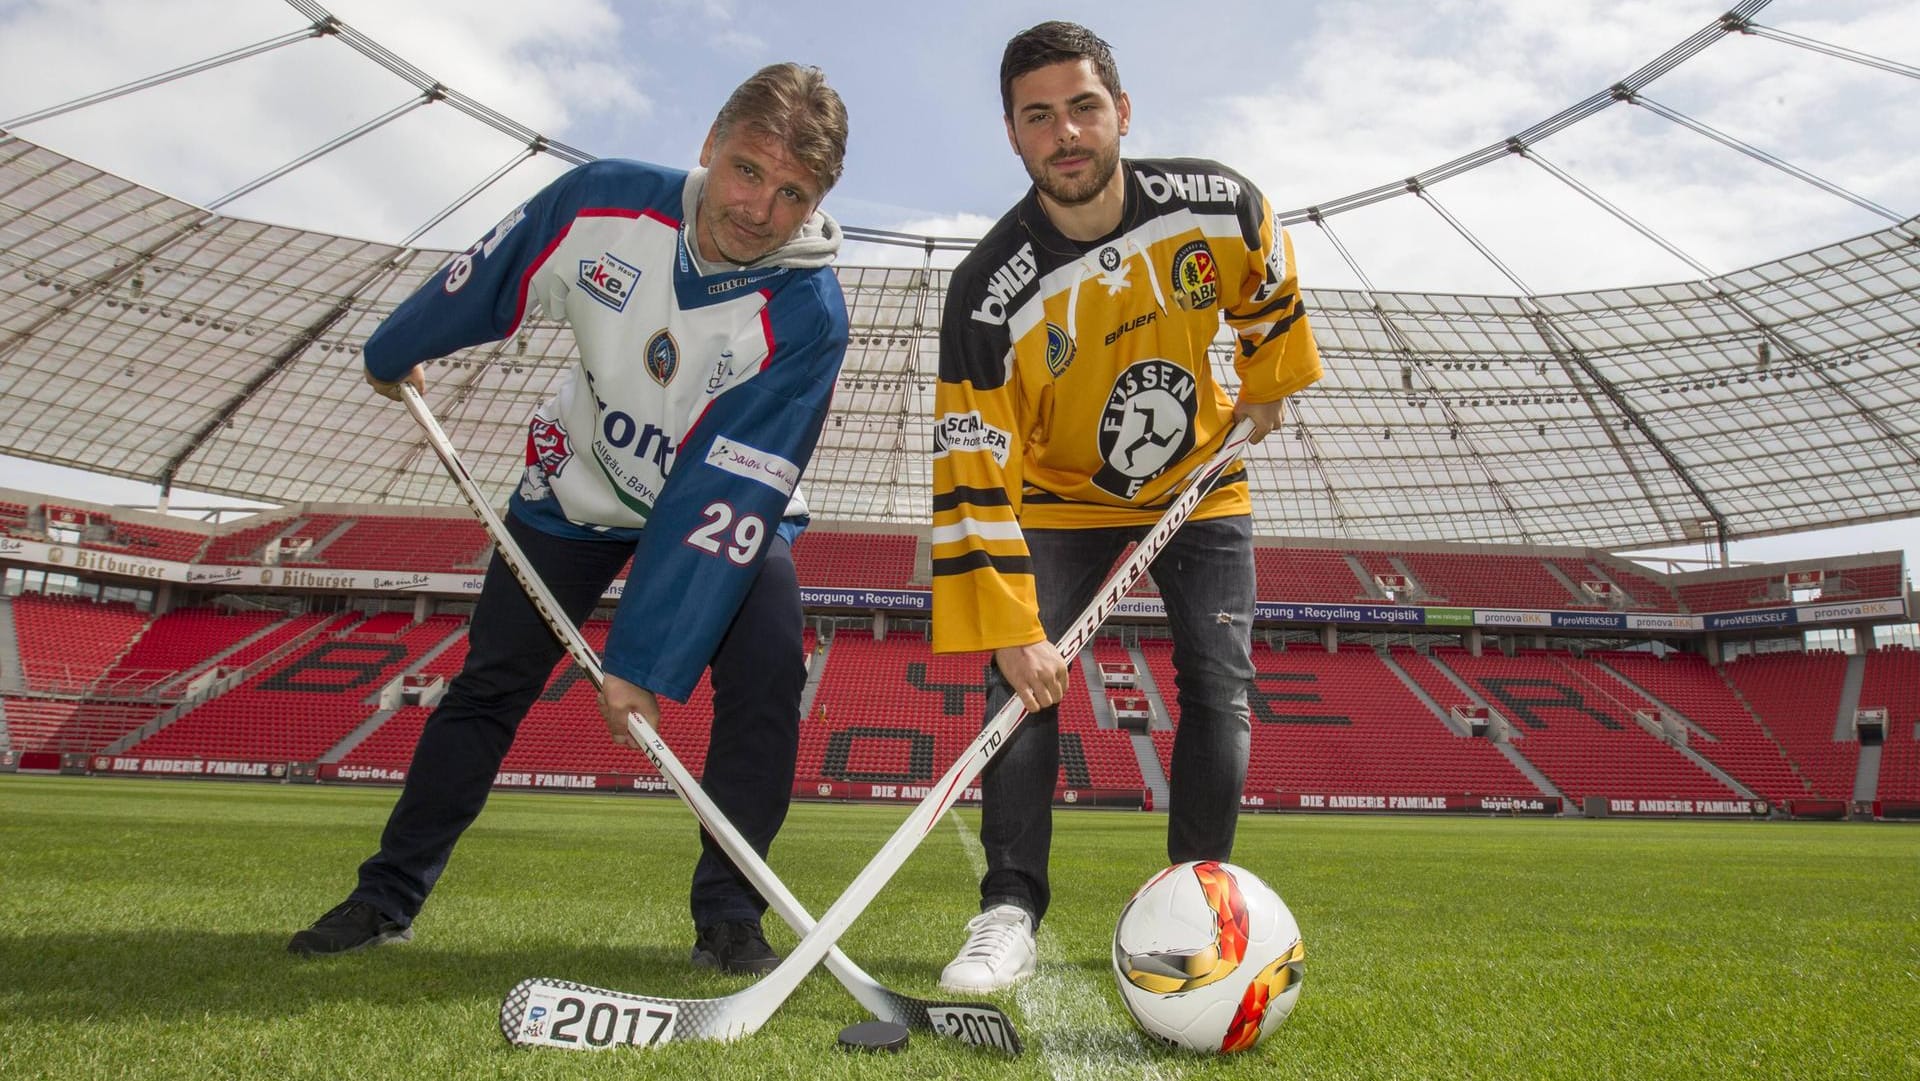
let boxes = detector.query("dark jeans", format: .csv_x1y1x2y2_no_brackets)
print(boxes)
350,512,803,930
979,514,1255,924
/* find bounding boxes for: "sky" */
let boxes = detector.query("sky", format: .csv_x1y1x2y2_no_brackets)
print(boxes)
0,0,1914,577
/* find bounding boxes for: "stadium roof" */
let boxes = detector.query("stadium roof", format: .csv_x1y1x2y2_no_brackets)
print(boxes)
1,1,1916,554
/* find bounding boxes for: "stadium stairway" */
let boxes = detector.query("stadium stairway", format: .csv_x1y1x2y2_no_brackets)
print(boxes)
1128,733,1169,809
1341,554,1384,599
1378,651,1470,735
1550,656,1761,802
1124,643,1174,730
0,596,23,693
797,631,830,723
320,622,471,763
1117,642,1173,805
1838,654,1882,802
1540,561,1595,606
301,517,358,562
1077,651,1116,727
1582,652,1789,802
1853,741,1883,803
1409,652,1569,806
100,614,345,754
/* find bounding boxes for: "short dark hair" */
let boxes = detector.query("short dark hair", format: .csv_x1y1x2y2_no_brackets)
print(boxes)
713,62,849,195
999,21,1122,121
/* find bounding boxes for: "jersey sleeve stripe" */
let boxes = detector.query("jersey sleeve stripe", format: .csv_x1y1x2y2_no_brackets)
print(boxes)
931,519,1025,546
1227,289,1300,322
932,551,1034,577
932,485,1015,512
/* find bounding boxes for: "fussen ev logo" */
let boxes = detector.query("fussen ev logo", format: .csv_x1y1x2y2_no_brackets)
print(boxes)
1094,359,1197,499
645,329,679,386
578,250,641,312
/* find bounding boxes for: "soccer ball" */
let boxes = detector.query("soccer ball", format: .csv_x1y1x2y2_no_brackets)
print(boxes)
1111,860,1304,1053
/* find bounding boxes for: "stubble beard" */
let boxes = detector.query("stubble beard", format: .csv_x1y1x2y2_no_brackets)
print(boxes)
1026,142,1122,208
699,199,777,266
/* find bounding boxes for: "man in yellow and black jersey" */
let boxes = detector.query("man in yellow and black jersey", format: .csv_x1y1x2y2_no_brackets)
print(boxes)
931,21,1321,993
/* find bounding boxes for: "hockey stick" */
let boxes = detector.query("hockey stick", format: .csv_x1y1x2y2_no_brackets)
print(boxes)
496,410,1255,1047
397,385,1020,1053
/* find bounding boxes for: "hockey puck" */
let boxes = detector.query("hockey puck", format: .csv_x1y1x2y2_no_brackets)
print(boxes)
835,1020,910,1053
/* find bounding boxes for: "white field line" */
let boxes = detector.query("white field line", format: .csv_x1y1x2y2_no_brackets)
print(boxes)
947,810,1180,1081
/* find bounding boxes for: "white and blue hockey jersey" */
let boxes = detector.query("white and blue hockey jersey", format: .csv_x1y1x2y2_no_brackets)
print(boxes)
365,158,848,700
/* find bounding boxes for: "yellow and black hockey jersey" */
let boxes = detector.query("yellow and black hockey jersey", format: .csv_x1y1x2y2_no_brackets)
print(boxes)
931,157,1322,655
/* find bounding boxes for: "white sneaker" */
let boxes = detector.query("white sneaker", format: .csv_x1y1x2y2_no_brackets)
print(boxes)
938,903,1037,992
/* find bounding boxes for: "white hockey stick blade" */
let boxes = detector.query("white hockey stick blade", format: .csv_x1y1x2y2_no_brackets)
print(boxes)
501,975,1019,1053
398,386,1018,1052
493,418,1252,1047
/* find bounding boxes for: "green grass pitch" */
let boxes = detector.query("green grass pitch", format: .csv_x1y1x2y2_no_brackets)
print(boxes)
2,775,1915,1080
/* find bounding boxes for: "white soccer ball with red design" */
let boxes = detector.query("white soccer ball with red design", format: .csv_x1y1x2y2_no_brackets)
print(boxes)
1111,860,1304,1053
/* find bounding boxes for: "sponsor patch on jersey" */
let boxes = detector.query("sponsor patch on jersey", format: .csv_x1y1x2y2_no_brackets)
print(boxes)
1094,358,1198,499
705,436,799,496
1099,246,1122,272
527,415,574,478
578,250,641,312
932,410,1012,466
1045,322,1076,377
1140,170,1243,205
969,241,1038,326
645,329,679,386
443,203,526,294
707,348,738,393
1171,240,1219,310
1250,221,1290,304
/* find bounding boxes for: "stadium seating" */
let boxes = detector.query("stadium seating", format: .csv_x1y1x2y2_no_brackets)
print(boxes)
98,607,282,693
200,515,301,564
219,612,333,670
10,594,150,692
285,515,491,572
1861,646,1919,801
1587,650,1810,804
1252,547,1367,602
799,630,984,785
790,531,918,590
1671,563,1903,613
1344,551,1404,596
123,615,464,762
1,696,165,753
8,541,1906,814
1675,575,1788,613
1722,652,1857,801
1398,552,1587,610
1144,641,1535,797
1429,648,1739,803
1568,558,1678,608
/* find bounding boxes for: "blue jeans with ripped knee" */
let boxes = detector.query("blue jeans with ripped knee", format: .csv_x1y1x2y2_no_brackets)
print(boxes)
976,514,1254,924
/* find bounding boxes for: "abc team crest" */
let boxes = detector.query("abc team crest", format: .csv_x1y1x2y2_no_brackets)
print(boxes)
1170,240,1218,310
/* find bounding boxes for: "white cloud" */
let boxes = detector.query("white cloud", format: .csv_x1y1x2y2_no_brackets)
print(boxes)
1,0,641,248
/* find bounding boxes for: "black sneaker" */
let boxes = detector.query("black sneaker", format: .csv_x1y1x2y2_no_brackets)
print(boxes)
689,920,780,975
287,900,413,957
